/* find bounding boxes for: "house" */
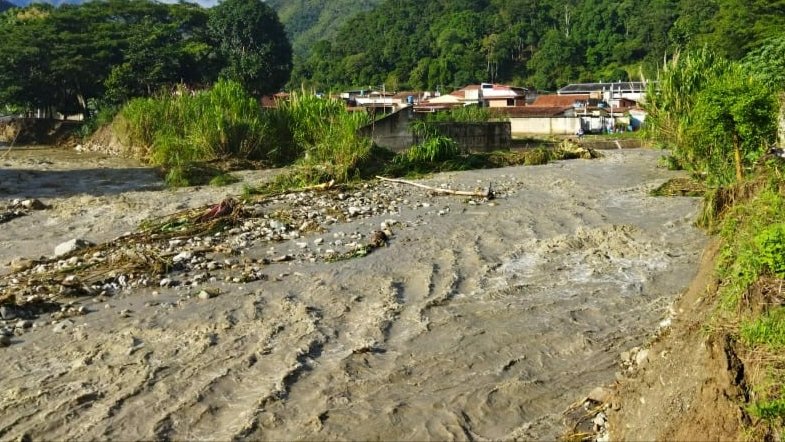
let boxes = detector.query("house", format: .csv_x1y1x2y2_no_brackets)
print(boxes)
414,83,527,112
494,106,579,136
413,92,463,112
461,83,528,107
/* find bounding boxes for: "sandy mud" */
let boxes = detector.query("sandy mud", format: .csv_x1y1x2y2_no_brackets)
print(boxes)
0,147,705,440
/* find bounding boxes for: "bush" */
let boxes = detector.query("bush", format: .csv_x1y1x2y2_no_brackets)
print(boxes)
114,82,373,187
399,136,461,164
755,224,785,278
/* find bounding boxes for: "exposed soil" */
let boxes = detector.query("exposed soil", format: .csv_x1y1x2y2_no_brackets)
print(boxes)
606,240,751,441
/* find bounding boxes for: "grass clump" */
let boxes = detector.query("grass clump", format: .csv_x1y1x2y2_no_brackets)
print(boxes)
713,183,785,311
741,307,785,349
523,147,552,165
398,136,461,163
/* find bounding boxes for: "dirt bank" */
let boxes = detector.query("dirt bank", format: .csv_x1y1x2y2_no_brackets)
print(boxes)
0,147,705,440
604,239,752,440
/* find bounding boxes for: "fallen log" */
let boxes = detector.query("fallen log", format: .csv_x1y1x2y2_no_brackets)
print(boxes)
376,176,494,199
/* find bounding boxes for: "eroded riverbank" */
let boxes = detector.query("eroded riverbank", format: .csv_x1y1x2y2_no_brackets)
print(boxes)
0,148,705,440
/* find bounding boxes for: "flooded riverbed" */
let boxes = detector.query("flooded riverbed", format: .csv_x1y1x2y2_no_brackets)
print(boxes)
0,148,704,440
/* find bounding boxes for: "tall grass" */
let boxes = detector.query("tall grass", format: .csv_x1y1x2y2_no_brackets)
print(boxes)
276,91,372,183
113,81,372,186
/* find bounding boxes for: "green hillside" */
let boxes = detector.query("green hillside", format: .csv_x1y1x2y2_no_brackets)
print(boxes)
292,0,785,91
266,0,382,57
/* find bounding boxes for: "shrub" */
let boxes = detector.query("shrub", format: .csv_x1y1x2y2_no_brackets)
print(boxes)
113,82,373,187
755,224,785,278
399,136,461,164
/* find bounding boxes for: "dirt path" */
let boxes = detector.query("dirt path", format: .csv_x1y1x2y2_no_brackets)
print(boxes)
0,147,705,440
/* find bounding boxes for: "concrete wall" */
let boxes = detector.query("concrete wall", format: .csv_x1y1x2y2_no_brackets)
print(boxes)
429,122,511,152
358,107,416,153
510,117,580,136
359,108,512,153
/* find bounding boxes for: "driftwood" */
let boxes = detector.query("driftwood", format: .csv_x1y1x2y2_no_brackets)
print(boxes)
301,179,336,191
376,176,494,199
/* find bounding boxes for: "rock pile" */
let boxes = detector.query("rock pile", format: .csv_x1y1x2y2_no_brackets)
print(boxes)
0,178,506,342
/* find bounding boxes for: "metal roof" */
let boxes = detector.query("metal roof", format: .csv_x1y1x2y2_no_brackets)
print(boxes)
558,82,648,94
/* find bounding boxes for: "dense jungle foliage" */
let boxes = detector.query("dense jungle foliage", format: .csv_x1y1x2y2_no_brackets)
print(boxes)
265,0,382,58
291,0,785,91
0,0,291,117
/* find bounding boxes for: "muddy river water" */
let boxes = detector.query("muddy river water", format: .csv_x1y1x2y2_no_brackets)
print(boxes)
0,148,705,440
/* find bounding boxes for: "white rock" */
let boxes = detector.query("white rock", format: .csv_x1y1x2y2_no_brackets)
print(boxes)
173,251,193,263
0,306,17,320
635,348,650,366
593,412,607,426
54,238,94,257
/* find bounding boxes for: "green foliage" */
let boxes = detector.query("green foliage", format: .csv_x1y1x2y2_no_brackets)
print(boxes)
115,80,273,167
741,308,785,349
755,224,785,278
208,0,292,96
424,106,493,124
714,184,785,310
743,36,785,91
0,0,216,116
644,49,731,152
209,173,240,187
266,0,381,59
657,155,683,170
645,49,777,185
275,91,373,183
749,395,785,423
115,81,372,187
399,136,461,164
78,103,119,138
685,66,777,185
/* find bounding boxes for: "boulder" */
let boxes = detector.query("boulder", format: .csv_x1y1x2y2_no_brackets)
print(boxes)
54,238,94,257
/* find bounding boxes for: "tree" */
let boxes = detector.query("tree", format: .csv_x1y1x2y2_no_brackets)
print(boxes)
687,67,777,184
209,0,292,96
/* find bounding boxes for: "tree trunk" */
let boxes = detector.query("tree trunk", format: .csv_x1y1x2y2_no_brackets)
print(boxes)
733,134,743,182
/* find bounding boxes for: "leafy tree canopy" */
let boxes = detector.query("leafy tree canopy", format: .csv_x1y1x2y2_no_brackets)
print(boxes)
208,0,292,96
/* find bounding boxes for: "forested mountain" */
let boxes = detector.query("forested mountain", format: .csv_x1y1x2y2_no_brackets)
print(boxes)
293,0,785,92
266,0,381,57
8,0,85,6
0,0,15,11
0,0,291,115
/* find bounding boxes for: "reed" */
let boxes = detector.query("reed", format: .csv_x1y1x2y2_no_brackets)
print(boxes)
113,81,373,186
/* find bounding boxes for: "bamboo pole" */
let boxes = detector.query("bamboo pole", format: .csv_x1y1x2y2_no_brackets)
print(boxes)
376,176,494,199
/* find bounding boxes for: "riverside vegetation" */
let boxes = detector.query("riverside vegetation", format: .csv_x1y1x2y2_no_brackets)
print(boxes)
645,44,785,437
109,79,595,189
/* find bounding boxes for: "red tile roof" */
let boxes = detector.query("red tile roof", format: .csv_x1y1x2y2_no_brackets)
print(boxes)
532,94,589,107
